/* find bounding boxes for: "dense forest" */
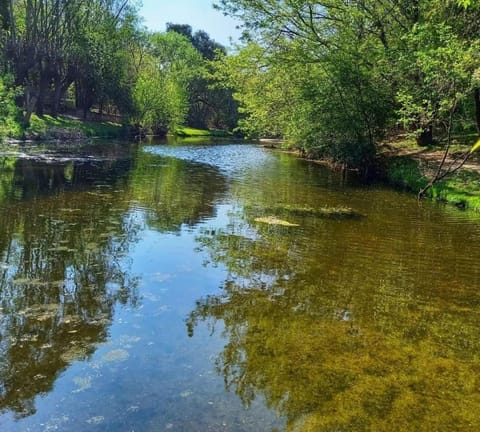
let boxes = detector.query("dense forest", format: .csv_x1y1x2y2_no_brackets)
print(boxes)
1,0,480,169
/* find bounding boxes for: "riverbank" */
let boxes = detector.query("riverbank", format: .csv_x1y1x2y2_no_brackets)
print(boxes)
379,139,480,212
262,137,480,212
2,114,128,142
3,118,233,143
175,126,232,138
21,114,127,141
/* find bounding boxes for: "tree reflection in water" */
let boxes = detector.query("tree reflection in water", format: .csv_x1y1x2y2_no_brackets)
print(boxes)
0,143,229,421
189,207,480,432
0,152,139,418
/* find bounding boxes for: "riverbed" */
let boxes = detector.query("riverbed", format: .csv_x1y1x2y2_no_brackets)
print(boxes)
1,140,480,431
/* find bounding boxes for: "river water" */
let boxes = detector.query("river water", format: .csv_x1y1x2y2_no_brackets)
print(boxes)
0,140,480,431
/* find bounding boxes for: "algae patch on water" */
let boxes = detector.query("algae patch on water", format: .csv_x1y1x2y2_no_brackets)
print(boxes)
248,204,365,223
100,349,129,363
270,205,365,219
254,216,299,227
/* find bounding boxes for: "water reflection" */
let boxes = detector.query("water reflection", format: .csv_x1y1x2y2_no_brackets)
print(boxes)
189,181,480,431
0,143,229,422
2,141,480,431
130,150,227,232
0,188,139,418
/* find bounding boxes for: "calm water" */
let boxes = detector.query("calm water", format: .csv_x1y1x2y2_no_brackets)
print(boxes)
1,140,480,431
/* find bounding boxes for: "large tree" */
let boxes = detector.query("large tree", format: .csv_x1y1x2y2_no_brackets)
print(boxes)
214,0,480,165
167,23,239,130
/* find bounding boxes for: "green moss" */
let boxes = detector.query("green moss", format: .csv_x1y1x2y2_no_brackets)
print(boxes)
273,205,365,219
385,156,480,212
247,204,365,220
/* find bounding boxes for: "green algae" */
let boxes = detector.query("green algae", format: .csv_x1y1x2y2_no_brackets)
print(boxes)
254,216,300,227
268,205,365,219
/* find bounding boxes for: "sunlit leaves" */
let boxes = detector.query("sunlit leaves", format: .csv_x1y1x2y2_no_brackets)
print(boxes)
132,32,203,133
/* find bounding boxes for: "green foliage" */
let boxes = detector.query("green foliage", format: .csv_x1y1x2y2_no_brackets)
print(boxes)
0,75,22,139
1,0,143,124
212,1,397,167
214,37,391,166
132,32,203,134
213,42,302,139
167,23,239,130
214,0,480,170
396,23,478,140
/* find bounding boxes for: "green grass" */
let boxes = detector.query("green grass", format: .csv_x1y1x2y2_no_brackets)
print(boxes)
385,156,480,211
26,114,125,139
175,126,231,138
430,170,480,211
385,157,429,192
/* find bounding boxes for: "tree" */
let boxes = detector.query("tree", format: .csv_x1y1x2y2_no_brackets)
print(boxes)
167,23,239,130
213,1,395,166
213,0,480,171
131,31,203,135
2,0,140,124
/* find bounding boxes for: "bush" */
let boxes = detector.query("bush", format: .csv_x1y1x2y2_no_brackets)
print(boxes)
0,75,22,139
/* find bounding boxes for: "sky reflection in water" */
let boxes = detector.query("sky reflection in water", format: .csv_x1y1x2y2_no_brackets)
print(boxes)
0,141,480,431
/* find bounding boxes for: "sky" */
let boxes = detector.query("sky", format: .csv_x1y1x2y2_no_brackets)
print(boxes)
139,0,242,47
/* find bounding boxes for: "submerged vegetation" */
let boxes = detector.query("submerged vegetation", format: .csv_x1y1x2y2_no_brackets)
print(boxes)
249,205,365,222
254,216,299,227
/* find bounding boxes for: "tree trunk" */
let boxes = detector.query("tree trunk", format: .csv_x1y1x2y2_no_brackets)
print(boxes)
23,86,37,126
474,88,480,135
52,78,62,117
36,77,48,116
417,124,433,146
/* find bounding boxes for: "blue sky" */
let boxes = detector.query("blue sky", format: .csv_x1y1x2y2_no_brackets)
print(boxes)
139,0,242,46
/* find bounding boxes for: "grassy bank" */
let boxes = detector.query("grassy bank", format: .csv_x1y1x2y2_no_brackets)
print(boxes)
385,155,480,211
24,114,126,140
4,118,232,143
174,126,232,138
2,114,126,142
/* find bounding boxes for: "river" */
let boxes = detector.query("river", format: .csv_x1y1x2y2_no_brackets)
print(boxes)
0,140,480,431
